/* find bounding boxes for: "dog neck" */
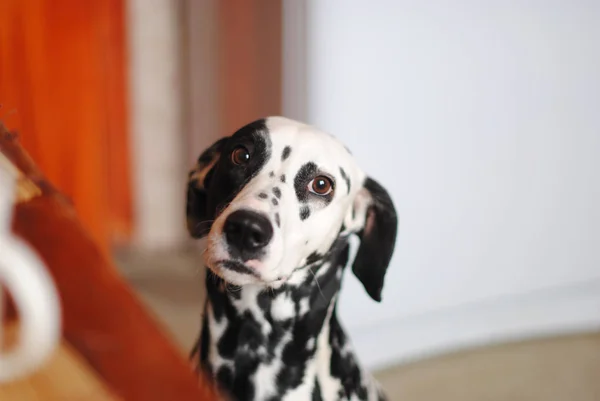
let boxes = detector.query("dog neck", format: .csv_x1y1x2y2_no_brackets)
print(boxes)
194,239,352,400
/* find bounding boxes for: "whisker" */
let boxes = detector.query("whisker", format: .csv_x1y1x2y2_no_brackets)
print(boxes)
308,267,327,303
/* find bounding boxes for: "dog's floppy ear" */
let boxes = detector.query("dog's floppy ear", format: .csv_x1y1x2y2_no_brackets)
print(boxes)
344,177,398,302
186,137,229,238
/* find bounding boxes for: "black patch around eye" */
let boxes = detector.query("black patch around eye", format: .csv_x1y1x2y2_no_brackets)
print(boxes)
272,198,279,206
282,146,291,161
269,171,275,178
275,213,281,227
300,206,311,220
272,187,281,199
205,118,271,220
280,174,286,183
294,162,318,202
339,167,351,194
258,192,268,199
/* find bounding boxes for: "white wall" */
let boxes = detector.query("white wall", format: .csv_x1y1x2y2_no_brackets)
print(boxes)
289,0,600,369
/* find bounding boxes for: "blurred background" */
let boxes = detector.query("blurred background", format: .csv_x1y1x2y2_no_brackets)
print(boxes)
1,1,599,400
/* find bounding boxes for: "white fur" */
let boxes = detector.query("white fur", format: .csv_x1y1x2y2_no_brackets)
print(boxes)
271,292,296,321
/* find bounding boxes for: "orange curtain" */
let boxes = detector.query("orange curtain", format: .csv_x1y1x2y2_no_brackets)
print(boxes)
0,0,132,253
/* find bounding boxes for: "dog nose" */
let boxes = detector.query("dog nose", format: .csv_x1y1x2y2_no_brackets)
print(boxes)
224,210,273,258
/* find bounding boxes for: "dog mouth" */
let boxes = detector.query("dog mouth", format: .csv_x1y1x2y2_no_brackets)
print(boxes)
211,259,289,286
217,260,259,277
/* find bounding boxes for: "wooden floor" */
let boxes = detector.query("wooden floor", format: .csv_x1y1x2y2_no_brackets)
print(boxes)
0,324,119,401
376,332,600,401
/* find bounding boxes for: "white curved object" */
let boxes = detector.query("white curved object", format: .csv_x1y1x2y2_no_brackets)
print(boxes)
0,158,62,382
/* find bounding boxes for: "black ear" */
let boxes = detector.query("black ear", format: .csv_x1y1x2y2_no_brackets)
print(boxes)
186,137,229,238
348,177,398,302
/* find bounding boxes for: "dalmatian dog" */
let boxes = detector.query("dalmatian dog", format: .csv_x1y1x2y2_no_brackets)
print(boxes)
187,117,398,401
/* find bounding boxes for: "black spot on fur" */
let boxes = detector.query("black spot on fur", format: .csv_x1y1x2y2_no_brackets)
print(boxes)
216,365,234,388
272,187,282,199
217,321,238,359
294,162,318,202
312,378,323,401
215,309,263,400
282,146,291,160
275,213,281,227
272,198,279,206
232,377,255,401
339,167,351,194
206,273,226,321
257,291,272,311
199,312,210,363
280,174,286,183
276,360,306,394
269,171,275,178
330,316,369,399
306,251,322,265
189,303,210,374
238,311,265,351
259,192,268,199
300,206,311,220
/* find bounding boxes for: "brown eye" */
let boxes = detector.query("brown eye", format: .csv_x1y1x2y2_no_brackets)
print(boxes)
309,176,334,196
231,146,250,165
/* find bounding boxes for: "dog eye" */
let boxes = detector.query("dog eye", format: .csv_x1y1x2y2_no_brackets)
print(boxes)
231,146,251,165
309,176,334,196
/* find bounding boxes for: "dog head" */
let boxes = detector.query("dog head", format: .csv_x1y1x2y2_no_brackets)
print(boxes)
187,117,397,301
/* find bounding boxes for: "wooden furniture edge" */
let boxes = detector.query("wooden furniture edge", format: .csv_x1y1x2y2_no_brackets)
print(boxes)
1,124,222,400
